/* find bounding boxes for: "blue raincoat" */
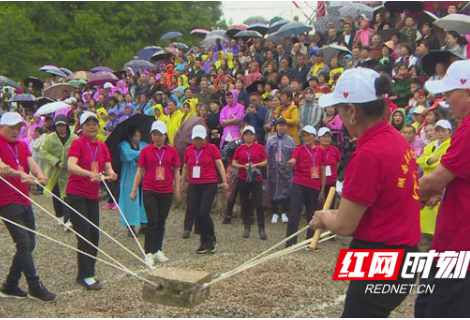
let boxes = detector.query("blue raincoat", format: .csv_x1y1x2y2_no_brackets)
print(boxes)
118,140,149,227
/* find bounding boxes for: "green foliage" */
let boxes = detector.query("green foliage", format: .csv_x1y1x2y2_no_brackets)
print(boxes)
0,1,226,81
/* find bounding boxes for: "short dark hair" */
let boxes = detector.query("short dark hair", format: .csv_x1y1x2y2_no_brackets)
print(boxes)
361,46,371,52
404,125,416,134
280,88,293,99
249,91,261,97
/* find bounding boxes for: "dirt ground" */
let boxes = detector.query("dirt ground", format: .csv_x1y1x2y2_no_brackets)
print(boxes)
0,192,419,318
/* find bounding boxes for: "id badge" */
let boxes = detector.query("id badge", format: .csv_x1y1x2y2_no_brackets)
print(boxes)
326,166,332,177
311,166,319,179
192,166,201,179
156,167,165,181
91,161,99,174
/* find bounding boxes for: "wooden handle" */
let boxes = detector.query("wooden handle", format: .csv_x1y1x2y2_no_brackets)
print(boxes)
310,187,336,250
100,175,114,181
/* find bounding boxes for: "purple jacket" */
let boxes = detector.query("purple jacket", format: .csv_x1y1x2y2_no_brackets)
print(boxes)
219,90,245,148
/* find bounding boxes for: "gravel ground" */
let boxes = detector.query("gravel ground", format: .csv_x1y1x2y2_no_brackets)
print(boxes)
0,192,419,317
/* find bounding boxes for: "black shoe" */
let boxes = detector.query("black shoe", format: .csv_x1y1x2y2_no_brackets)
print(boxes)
243,225,251,238
222,216,231,224
138,224,147,235
183,230,191,239
76,278,102,291
196,242,208,254
207,240,217,254
0,284,27,299
28,282,57,302
259,228,267,240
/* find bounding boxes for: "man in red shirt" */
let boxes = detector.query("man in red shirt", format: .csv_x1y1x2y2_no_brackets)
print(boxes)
0,112,56,302
415,60,470,317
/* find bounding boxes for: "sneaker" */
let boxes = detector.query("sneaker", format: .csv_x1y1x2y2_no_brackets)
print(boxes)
281,213,289,223
0,284,27,299
153,251,169,263
145,253,155,268
75,278,102,291
101,203,114,210
222,216,232,224
56,216,65,225
207,241,217,254
63,221,72,232
196,242,208,254
112,205,119,211
259,228,267,240
271,214,279,224
28,282,57,302
182,230,191,239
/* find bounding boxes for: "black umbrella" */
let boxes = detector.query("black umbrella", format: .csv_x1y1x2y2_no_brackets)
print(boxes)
24,77,44,90
246,79,266,94
421,50,464,76
233,30,263,41
384,1,424,13
377,29,409,43
105,114,155,175
37,96,55,107
12,93,36,103
247,24,269,36
124,58,156,71
0,76,22,91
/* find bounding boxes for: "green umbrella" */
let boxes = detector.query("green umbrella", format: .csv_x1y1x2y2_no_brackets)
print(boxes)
68,79,87,88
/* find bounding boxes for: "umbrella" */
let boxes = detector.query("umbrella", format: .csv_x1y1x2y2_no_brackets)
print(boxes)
267,19,290,34
317,45,352,65
171,42,189,50
44,83,77,100
416,11,446,45
87,71,119,86
270,16,283,24
275,21,312,37
36,96,55,107
243,16,269,25
190,28,210,37
206,30,228,39
434,13,470,34
377,28,409,43
68,79,87,88
339,3,375,20
39,65,58,71
105,114,155,175
247,24,269,36
164,46,179,56
226,25,247,38
12,93,36,103
67,70,92,81
0,76,22,91
124,58,156,71
384,1,424,13
421,50,464,76
150,50,173,61
90,66,114,73
174,116,207,163
43,68,67,78
160,31,182,41
24,77,44,90
246,80,266,94
232,30,263,41
460,2,470,15
200,36,226,48
59,68,73,76
35,101,70,116
138,46,163,61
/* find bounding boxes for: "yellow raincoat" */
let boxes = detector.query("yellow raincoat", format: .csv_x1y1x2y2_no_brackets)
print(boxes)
416,138,451,234
153,104,170,127
178,74,189,88
167,110,183,146
96,107,109,142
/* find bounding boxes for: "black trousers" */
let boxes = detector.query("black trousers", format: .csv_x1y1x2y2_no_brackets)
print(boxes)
67,194,100,279
238,179,264,228
186,183,217,243
317,184,336,210
286,183,319,246
106,180,120,204
52,183,69,223
272,198,290,215
341,239,418,318
142,191,173,253
415,262,470,317
0,204,40,288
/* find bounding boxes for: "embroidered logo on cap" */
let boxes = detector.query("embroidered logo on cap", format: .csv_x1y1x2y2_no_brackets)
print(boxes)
461,79,467,84
343,92,349,98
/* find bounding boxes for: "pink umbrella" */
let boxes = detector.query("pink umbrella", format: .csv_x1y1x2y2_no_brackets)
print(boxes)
87,71,119,86
90,66,114,73
190,28,210,37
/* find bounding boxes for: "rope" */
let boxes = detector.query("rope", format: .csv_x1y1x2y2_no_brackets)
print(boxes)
0,216,159,288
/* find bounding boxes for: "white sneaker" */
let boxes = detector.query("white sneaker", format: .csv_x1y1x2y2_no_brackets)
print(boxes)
271,214,279,224
281,213,289,223
153,250,169,263
56,216,65,225
145,253,155,268
63,221,72,232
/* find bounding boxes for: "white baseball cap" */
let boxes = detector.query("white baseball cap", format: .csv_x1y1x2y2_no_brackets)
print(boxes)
318,127,332,137
80,111,99,125
0,112,26,126
299,125,317,136
64,98,72,104
425,60,470,94
150,120,167,134
434,120,452,130
191,125,207,139
70,97,77,103
319,68,381,108
103,82,113,89
242,125,256,135
439,100,450,108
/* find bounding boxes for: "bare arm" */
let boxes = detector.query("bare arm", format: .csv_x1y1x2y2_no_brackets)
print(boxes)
130,167,145,201
231,159,246,170
252,159,268,168
27,156,47,185
68,156,101,182
173,167,182,202
215,159,228,190
181,163,189,194
103,162,118,180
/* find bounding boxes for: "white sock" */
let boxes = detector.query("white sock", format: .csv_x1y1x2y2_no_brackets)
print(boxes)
83,277,96,285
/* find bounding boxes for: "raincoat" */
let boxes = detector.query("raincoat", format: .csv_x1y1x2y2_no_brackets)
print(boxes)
153,104,170,127
243,62,263,88
167,110,184,146
298,90,322,129
416,138,451,235
118,140,148,227
113,80,128,95
272,103,300,145
389,108,407,132
28,116,45,142
96,107,109,142
171,86,186,109
104,110,120,136
164,63,176,84
265,133,295,201
40,130,78,199
219,90,245,148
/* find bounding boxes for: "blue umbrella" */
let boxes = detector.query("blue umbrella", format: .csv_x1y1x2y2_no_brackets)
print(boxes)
12,93,36,102
171,42,189,50
160,31,182,41
43,68,67,78
0,76,22,91
268,19,290,34
270,16,283,24
124,58,156,71
138,46,163,60
275,21,312,37
59,67,73,76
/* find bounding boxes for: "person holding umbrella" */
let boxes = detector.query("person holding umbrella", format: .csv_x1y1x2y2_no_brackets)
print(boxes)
66,112,118,290
310,68,421,317
130,121,181,267
181,125,228,254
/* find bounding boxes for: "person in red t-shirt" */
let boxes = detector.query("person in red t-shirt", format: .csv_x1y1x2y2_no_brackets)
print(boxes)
0,112,56,302
131,121,181,267
181,125,228,254
286,125,326,247
317,127,341,207
311,68,421,317
66,112,117,291
232,125,268,239
415,60,470,318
